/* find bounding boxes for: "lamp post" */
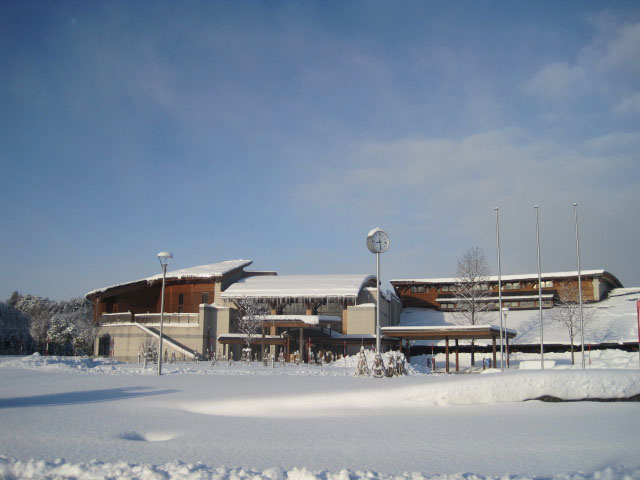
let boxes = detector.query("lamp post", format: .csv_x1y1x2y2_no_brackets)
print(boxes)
535,205,544,369
573,203,585,369
157,251,173,375
502,307,509,368
495,207,504,371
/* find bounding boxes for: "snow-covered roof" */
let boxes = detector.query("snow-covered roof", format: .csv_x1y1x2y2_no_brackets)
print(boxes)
392,270,621,285
87,259,252,298
253,315,342,325
221,274,376,301
381,324,517,336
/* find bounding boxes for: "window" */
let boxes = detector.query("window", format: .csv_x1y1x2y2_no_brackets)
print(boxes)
178,293,184,313
410,285,426,293
503,282,521,290
441,285,451,292
202,292,209,304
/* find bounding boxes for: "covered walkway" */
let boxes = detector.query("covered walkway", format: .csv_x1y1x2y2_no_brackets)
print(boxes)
381,325,517,372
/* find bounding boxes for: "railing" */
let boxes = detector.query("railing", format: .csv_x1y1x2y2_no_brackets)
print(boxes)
134,313,199,325
100,312,133,323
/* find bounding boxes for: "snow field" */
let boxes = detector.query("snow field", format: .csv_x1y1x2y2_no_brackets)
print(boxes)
1,457,639,480
0,353,639,479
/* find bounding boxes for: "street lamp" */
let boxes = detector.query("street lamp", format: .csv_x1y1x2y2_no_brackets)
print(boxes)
502,307,509,368
157,251,173,375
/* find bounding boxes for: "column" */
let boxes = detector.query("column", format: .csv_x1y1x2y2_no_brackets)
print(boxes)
492,336,497,368
455,338,459,372
445,337,450,373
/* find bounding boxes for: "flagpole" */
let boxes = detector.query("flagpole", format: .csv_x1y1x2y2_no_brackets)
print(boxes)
535,206,544,369
495,207,504,371
574,203,585,370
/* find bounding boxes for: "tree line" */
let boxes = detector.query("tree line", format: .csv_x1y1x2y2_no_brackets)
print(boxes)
0,292,97,356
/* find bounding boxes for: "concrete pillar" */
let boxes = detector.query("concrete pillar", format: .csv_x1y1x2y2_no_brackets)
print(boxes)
270,324,276,356
455,339,459,372
286,336,290,362
299,328,304,363
492,336,497,368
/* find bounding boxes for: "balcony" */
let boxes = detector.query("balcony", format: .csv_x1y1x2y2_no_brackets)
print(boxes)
100,312,199,325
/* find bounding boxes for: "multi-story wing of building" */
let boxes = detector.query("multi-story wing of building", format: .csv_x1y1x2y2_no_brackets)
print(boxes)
86,259,401,362
391,270,623,311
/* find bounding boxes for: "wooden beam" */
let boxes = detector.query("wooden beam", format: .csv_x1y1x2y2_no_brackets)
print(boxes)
445,337,450,373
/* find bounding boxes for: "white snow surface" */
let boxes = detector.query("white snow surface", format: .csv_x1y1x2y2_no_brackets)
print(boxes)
401,288,640,344
221,274,376,299
1,353,639,479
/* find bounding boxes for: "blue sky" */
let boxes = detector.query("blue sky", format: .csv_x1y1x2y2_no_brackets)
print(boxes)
1,1,639,300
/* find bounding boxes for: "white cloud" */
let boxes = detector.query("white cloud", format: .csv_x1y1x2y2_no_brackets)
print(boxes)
524,62,590,102
584,131,640,152
589,22,640,80
294,128,640,283
613,92,640,114
525,18,640,113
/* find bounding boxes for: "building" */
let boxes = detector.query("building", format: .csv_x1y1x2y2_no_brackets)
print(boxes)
391,270,623,311
87,259,401,362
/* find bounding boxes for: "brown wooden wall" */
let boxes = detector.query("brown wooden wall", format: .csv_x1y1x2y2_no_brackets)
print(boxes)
393,276,597,310
95,281,218,322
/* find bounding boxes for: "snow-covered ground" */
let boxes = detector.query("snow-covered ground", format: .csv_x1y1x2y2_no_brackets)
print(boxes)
400,287,640,346
1,353,639,479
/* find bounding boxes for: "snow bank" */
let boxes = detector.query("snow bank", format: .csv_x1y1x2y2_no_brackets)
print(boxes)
179,369,640,418
0,354,128,374
1,456,638,480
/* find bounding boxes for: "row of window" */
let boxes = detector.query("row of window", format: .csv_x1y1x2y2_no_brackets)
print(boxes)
440,300,554,310
409,280,555,294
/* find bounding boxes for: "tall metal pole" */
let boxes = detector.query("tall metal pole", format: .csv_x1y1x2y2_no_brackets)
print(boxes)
535,205,544,369
376,252,381,353
495,207,504,371
158,262,167,375
574,203,585,369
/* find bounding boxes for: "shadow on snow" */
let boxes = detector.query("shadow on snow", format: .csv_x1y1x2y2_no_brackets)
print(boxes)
0,386,179,409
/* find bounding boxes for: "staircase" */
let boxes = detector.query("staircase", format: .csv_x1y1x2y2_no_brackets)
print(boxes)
133,323,199,360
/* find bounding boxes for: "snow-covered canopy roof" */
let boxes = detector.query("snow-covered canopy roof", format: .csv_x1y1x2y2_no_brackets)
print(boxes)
391,270,622,287
221,274,376,302
243,315,342,325
87,259,252,299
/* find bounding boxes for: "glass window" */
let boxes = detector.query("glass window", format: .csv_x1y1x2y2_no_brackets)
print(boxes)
202,293,209,304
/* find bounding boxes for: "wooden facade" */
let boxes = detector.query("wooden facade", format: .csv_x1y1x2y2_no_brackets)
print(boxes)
391,270,623,311
87,260,256,323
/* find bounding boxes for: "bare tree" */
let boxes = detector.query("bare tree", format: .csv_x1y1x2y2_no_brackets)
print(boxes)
546,282,596,365
452,246,492,366
232,298,269,357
